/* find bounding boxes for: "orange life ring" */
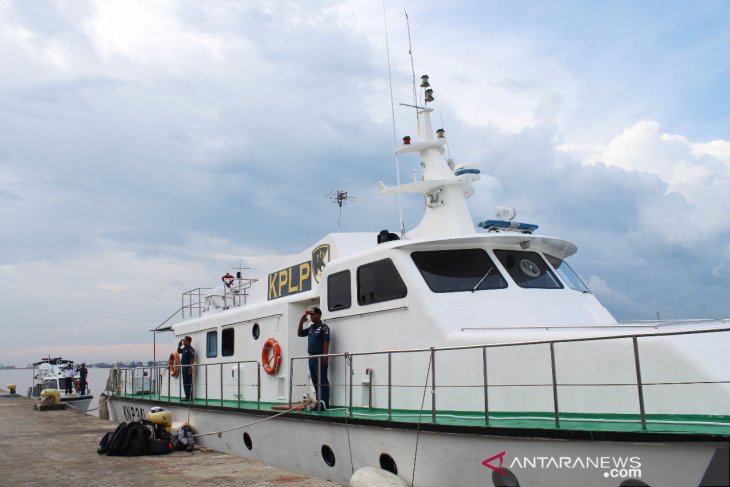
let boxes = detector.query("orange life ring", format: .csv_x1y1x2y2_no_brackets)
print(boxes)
169,352,180,377
261,338,282,375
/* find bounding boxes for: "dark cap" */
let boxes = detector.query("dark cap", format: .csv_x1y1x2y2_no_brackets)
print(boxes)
311,307,322,315
185,336,192,341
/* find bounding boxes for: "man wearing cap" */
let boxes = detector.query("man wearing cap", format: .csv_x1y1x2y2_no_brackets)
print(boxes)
177,336,196,401
298,307,330,410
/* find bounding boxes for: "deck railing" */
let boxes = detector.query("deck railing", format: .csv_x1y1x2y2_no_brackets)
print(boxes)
111,324,730,430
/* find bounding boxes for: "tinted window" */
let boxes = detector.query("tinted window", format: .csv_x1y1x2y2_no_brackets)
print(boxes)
546,255,590,293
222,328,234,357
494,250,563,289
328,270,351,311
411,249,507,292
206,330,217,358
357,259,407,305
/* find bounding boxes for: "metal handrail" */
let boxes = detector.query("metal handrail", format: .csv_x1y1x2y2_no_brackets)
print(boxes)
113,325,730,431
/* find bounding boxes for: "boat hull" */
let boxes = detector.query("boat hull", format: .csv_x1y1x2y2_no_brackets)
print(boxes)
107,396,727,486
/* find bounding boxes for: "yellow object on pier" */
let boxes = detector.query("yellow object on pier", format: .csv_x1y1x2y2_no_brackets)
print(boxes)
147,410,173,432
40,389,61,404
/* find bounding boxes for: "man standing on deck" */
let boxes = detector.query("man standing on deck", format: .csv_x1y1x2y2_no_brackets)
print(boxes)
297,307,330,410
64,366,74,394
78,363,88,395
177,336,195,401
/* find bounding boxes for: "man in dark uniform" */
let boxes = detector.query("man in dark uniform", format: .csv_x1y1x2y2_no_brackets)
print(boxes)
297,307,330,410
78,363,88,395
177,336,195,401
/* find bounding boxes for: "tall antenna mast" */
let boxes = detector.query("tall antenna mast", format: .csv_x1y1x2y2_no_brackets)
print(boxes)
383,1,406,237
405,10,419,131
325,190,356,229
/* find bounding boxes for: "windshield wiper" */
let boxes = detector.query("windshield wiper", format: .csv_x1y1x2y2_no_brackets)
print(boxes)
472,267,493,292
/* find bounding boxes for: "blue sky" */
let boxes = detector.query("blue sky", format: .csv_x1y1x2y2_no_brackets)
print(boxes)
1,0,729,365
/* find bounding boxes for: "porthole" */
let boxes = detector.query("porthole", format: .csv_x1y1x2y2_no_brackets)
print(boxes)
252,323,260,340
321,444,335,467
243,432,253,450
379,453,397,475
492,467,520,487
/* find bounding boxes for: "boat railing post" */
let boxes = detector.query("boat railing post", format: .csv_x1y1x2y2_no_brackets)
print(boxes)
124,369,127,396
237,361,241,408
178,365,182,400
167,365,171,405
388,352,392,420
220,362,224,407
288,358,294,410
205,363,208,405
257,362,261,410
632,336,647,430
317,356,322,410
483,346,489,425
345,353,352,417
550,342,560,428
431,348,436,423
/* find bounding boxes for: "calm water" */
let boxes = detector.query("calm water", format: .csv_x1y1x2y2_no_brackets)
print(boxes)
0,367,112,417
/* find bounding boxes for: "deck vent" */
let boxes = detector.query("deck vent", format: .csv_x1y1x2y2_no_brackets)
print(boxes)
377,230,400,244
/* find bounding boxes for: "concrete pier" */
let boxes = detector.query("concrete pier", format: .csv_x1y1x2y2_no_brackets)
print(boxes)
0,392,341,487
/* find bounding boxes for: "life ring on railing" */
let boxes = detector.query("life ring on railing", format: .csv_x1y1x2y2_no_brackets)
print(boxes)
261,338,282,375
169,352,180,377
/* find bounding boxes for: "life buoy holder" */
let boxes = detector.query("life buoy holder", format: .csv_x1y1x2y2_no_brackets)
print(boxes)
261,338,282,375
169,352,180,377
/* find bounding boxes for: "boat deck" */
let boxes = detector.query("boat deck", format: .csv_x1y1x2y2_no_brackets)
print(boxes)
117,392,730,437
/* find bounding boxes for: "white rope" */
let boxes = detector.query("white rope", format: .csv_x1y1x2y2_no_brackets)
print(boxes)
193,405,302,438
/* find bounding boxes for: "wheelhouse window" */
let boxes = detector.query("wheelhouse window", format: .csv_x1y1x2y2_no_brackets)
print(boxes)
357,259,407,305
328,270,351,312
494,250,563,289
222,328,234,357
411,249,508,293
206,330,217,358
545,255,590,293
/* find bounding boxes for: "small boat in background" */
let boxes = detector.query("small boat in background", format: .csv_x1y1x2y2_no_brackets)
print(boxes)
29,356,93,410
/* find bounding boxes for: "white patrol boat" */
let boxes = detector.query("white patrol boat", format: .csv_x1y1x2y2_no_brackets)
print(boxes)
29,356,93,410
105,77,729,487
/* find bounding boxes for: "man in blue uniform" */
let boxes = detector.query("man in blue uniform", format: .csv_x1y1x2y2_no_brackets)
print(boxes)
78,363,88,395
177,336,195,401
297,307,330,410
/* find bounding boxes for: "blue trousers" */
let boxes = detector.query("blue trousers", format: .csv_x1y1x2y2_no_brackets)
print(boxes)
182,365,192,399
308,357,329,408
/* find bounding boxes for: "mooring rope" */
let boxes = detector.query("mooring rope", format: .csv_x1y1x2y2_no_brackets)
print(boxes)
410,351,433,486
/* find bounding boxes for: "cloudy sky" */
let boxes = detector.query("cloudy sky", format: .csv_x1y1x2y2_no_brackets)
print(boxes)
1,0,729,365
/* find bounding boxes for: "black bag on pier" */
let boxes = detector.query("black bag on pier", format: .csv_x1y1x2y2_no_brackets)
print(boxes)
100,422,130,456
121,422,150,456
147,438,173,455
100,421,150,456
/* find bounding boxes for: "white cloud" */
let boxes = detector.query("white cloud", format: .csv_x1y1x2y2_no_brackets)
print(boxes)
561,121,730,244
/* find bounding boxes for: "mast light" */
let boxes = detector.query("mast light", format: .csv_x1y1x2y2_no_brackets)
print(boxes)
420,75,430,88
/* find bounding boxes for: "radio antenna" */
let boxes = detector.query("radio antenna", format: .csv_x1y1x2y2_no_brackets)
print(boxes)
383,1,406,237
325,190,356,229
405,10,419,131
